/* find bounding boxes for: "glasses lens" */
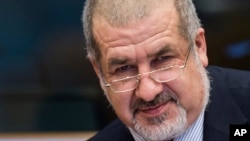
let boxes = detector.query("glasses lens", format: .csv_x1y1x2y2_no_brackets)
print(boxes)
151,66,181,82
110,76,138,92
109,66,182,92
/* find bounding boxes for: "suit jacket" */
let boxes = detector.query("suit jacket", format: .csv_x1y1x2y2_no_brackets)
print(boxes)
89,66,250,141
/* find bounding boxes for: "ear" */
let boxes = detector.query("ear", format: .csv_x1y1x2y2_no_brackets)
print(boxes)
194,28,208,67
89,58,107,91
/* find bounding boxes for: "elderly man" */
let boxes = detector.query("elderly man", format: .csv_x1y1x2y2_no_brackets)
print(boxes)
82,0,250,140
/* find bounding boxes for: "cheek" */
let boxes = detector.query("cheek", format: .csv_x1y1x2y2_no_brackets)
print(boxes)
107,92,134,125
167,68,205,114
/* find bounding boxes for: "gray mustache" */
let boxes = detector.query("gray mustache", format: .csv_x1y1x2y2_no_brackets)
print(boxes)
131,92,177,112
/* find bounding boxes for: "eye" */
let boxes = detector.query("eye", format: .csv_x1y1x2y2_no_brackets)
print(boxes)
154,56,172,63
152,56,173,68
117,65,132,71
115,65,137,76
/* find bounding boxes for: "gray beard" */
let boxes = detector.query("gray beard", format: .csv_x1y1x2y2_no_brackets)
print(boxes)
132,101,187,141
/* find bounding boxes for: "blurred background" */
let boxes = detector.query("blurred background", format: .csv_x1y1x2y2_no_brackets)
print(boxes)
0,0,249,133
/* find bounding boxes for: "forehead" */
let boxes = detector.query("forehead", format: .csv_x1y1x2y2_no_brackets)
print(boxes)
92,1,183,66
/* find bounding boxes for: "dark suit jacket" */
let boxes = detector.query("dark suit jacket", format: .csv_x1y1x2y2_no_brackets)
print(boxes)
89,66,250,141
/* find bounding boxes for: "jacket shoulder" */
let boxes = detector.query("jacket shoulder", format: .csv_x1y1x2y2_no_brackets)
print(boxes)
207,66,250,89
207,66,250,120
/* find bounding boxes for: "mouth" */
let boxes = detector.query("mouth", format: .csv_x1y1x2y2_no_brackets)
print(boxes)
139,103,166,116
136,98,176,118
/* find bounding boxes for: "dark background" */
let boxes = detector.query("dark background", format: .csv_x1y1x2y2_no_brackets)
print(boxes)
0,0,249,132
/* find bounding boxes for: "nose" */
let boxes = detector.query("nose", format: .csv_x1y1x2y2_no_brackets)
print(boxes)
135,75,163,102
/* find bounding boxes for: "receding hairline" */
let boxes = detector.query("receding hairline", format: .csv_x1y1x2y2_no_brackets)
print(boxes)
82,0,201,62
92,0,174,27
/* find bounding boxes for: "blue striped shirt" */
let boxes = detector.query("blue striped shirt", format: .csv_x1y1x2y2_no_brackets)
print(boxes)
129,111,204,141
175,111,204,141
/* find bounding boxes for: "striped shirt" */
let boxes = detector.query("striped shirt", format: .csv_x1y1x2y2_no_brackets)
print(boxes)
175,111,204,141
129,111,204,141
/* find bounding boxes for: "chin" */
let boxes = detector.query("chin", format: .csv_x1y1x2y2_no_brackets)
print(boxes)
132,104,187,141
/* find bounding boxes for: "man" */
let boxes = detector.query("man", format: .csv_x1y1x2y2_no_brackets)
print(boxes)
82,0,250,140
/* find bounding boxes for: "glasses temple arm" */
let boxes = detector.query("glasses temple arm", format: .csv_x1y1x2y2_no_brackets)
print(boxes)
182,45,192,68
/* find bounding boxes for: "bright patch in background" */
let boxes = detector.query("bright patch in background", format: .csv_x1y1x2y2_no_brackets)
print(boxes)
225,40,250,59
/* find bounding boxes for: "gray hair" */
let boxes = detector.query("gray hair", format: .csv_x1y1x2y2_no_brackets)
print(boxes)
82,0,201,61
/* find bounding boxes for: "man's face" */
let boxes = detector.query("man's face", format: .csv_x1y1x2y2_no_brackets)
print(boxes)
92,2,208,140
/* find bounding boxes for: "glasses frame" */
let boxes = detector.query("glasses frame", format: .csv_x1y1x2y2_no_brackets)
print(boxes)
104,46,192,93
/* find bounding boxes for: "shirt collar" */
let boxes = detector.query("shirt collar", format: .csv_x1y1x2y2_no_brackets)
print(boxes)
174,110,204,141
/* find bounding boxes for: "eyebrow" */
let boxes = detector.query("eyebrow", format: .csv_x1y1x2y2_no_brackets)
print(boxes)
148,45,176,58
108,57,129,66
107,45,176,69
107,57,131,70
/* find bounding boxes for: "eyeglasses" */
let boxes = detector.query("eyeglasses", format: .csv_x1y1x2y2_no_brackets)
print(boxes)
104,46,191,93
